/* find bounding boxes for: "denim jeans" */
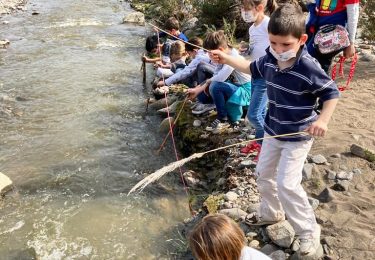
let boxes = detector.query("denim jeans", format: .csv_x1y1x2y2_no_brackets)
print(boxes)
209,81,238,121
247,79,268,143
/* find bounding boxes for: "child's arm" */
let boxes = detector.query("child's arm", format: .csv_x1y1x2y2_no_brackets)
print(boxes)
142,55,161,63
305,98,338,137
187,80,211,100
210,50,251,75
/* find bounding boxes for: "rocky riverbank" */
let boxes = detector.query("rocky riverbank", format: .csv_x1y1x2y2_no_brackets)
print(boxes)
0,0,27,14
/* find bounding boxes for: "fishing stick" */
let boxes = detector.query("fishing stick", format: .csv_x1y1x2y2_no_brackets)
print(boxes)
146,22,211,53
128,131,309,195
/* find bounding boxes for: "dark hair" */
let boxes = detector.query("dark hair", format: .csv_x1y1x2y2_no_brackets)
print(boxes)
145,35,158,53
189,214,245,260
203,30,228,50
186,37,203,52
268,3,305,38
242,0,278,15
165,17,180,31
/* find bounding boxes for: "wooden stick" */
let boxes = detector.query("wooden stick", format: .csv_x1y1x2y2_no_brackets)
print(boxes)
128,131,309,195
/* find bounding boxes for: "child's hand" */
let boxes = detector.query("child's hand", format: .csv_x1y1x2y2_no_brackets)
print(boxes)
209,50,229,64
305,119,328,137
187,87,200,100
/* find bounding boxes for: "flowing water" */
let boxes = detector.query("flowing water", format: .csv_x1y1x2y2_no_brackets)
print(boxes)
0,1,190,258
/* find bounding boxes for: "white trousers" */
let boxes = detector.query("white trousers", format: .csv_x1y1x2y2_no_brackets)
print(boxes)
256,134,317,238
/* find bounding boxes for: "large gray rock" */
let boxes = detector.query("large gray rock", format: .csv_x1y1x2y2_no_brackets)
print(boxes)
269,250,287,260
311,154,327,164
122,11,145,25
260,243,279,255
317,187,335,203
218,208,247,220
266,220,295,248
302,163,313,181
159,117,174,133
290,244,324,260
156,100,181,117
149,96,177,111
0,172,13,195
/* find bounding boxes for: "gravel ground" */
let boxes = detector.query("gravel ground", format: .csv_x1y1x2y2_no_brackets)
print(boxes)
0,0,26,15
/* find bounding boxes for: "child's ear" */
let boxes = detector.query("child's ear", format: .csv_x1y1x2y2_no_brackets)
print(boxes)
300,34,308,45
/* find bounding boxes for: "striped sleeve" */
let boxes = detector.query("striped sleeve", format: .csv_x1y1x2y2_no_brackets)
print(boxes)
308,59,340,102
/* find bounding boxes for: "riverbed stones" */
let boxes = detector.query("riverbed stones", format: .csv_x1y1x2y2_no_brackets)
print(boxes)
193,119,201,127
0,172,13,195
326,169,337,180
311,154,327,164
350,144,375,162
269,250,287,260
260,243,279,255
218,208,247,220
308,197,320,210
317,187,335,203
0,39,10,49
156,100,181,116
224,191,238,202
302,163,313,181
249,239,260,248
122,11,145,25
336,171,353,181
183,171,200,188
266,220,295,248
332,180,350,191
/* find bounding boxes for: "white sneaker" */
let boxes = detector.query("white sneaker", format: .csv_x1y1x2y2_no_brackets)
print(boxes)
192,103,216,115
299,225,321,255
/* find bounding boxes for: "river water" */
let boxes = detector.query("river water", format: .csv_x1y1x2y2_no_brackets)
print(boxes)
0,1,190,259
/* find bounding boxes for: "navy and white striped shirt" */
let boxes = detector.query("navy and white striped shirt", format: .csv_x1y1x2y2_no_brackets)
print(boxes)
250,46,340,141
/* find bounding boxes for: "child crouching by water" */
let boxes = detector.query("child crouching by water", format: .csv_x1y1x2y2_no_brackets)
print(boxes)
156,41,188,79
189,214,271,260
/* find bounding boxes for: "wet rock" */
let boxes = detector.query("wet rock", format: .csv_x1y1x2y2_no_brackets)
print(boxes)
266,220,295,248
224,191,238,202
326,169,337,180
336,171,353,181
218,208,247,220
332,180,350,191
0,172,13,195
0,39,10,49
317,187,335,203
308,197,320,210
193,119,201,127
269,250,287,260
302,163,313,181
149,96,177,111
183,171,200,188
260,243,279,255
311,154,327,164
122,11,145,25
157,100,181,116
159,117,174,133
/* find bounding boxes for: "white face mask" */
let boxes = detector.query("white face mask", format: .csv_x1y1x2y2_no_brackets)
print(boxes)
269,46,297,62
241,9,256,23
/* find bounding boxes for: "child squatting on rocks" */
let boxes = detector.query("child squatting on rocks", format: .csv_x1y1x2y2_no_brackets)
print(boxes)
189,214,271,260
187,30,252,133
210,3,340,256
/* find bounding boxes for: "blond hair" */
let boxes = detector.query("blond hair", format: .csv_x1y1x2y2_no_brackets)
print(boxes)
169,41,186,62
189,214,246,260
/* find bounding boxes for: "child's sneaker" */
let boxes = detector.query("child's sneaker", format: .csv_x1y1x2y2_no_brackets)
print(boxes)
206,119,230,133
192,103,216,115
299,225,321,255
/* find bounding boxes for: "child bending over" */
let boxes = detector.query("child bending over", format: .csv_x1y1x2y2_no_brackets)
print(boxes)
188,31,252,133
189,214,271,260
210,3,339,256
